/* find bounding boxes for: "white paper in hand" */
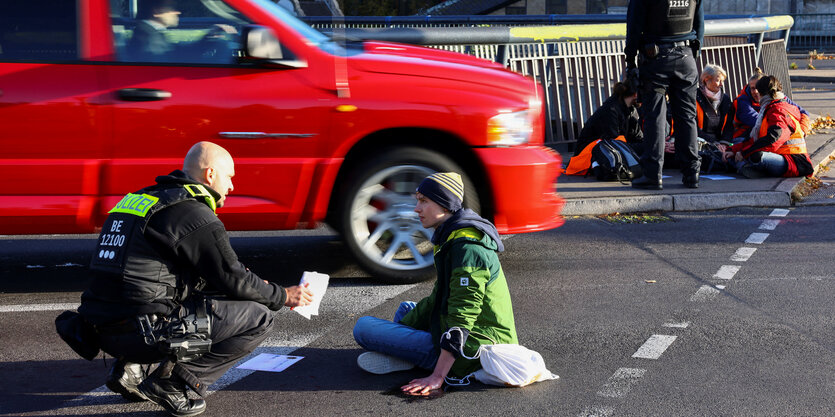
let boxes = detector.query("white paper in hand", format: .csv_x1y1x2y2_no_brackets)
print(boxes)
293,271,329,319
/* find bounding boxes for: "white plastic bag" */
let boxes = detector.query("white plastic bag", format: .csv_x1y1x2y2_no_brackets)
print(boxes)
443,328,558,388
471,344,559,387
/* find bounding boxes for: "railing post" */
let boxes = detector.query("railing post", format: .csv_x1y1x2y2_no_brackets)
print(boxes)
755,32,765,64
495,44,509,66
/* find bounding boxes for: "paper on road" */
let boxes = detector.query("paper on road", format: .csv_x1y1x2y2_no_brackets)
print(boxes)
293,271,329,319
237,353,303,372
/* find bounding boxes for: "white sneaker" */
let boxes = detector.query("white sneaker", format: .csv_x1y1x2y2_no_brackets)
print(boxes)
356,352,415,374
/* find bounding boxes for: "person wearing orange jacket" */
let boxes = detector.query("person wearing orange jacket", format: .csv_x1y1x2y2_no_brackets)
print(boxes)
731,67,811,144
695,64,734,147
723,75,813,178
566,82,643,175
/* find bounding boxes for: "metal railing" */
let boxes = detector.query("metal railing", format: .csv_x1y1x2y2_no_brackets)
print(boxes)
788,13,835,51
314,16,794,146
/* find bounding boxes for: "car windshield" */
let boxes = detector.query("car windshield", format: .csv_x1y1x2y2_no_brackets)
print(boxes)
250,0,329,46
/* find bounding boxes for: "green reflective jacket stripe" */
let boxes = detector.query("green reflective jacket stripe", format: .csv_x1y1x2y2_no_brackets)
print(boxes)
400,227,518,377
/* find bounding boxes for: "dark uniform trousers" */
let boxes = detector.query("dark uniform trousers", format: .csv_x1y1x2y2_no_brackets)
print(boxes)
638,45,701,180
98,298,274,387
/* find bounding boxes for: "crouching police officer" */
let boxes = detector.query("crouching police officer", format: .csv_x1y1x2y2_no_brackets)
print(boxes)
625,0,704,189
66,141,313,416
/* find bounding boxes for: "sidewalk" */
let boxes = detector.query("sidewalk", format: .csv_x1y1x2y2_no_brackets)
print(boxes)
555,64,835,216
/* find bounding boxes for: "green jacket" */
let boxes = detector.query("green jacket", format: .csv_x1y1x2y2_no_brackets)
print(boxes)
400,227,517,377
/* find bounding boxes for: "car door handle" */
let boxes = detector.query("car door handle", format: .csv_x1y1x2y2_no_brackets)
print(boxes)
117,88,172,101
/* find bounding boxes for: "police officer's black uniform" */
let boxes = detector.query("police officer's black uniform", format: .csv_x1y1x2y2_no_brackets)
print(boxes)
78,170,289,416
625,0,704,189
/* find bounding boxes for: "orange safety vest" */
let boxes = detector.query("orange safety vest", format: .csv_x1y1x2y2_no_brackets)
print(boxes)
565,136,627,176
696,100,730,134
758,112,806,155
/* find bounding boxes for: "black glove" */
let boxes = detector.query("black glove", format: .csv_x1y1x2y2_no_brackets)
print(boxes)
690,39,701,59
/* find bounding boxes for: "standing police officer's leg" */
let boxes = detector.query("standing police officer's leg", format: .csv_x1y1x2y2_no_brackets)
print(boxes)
177,299,275,386
669,47,701,185
634,55,669,187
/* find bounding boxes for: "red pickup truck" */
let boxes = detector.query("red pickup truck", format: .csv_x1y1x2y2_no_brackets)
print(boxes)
0,0,563,282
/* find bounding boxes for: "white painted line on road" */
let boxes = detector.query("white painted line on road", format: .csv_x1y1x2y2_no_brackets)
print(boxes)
596,368,646,398
64,282,417,408
713,265,741,280
745,232,769,244
0,303,80,313
578,405,615,417
759,219,781,230
716,285,726,290
662,321,690,329
499,234,516,241
690,285,720,302
731,247,757,262
632,335,677,360
769,208,790,217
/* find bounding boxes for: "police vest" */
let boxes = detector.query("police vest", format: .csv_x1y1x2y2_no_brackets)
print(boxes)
88,183,217,308
644,0,697,38
758,110,807,155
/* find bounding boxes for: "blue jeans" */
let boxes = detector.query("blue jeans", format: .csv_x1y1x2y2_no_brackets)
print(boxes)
353,301,439,370
738,151,788,177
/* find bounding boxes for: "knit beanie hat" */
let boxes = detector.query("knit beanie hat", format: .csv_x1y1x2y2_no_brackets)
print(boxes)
416,172,464,213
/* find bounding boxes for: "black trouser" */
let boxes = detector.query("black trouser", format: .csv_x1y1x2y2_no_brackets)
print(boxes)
638,45,701,181
98,298,275,388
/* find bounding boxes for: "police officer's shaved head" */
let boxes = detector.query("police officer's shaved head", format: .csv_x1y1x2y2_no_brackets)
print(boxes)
184,141,235,207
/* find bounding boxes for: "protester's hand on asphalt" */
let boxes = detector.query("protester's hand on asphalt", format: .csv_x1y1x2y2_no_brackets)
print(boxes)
401,375,444,396
284,283,314,307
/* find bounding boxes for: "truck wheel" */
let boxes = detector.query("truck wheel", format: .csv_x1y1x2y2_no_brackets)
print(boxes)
338,147,480,284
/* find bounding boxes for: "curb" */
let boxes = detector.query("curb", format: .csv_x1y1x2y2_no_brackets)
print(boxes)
562,135,835,216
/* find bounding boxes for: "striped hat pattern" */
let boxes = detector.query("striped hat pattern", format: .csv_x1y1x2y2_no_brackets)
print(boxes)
416,172,464,212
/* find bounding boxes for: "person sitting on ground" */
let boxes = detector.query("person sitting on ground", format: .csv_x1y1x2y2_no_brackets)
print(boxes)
352,172,517,396
694,64,734,148
731,67,812,144
566,82,643,175
723,75,813,178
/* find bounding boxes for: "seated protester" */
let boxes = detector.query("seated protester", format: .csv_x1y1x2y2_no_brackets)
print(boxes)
696,64,734,148
732,67,812,144
566,82,643,175
723,75,813,178
353,172,517,396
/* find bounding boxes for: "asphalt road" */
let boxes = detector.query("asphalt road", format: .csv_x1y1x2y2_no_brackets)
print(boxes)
1,205,833,416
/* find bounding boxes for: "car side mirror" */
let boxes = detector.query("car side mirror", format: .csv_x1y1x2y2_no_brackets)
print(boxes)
241,25,307,68
244,25,283,59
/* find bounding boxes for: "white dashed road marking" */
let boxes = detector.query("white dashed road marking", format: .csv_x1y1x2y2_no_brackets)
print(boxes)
759,219,781,230
769,208,790,217
596,368,647,398
632,335,677,360
745,232,770,244
691,285,720,302
662,321,690,329
578,405,615,417
713,265,741,280
0,303,80,313
731,247,757,262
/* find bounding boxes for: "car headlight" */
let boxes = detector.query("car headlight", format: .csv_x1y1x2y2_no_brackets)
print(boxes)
486,110,533,146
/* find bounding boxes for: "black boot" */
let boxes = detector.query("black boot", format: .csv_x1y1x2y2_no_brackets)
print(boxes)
682,172,699,188
106,359,148,402
138,372,207,417
631,176,663,190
